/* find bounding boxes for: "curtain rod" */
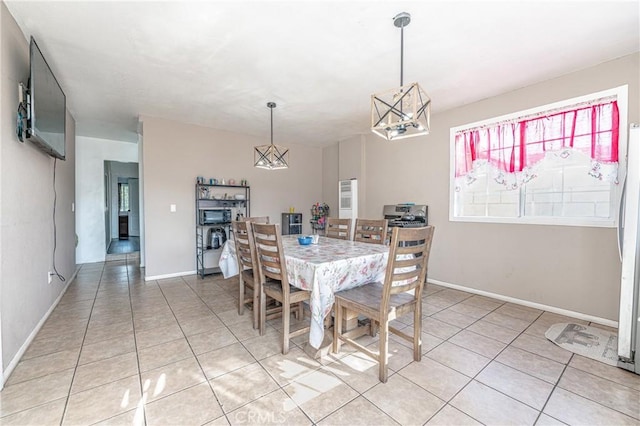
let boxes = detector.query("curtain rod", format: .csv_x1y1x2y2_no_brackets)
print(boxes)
456,95,617,135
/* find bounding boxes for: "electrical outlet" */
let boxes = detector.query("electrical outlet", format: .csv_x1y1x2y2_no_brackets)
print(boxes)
48,272,53,284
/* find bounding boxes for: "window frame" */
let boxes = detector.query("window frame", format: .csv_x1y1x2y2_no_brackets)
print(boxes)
449,85,628,228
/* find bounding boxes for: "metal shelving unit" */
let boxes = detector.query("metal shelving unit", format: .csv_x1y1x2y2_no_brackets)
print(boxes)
195,183,250,278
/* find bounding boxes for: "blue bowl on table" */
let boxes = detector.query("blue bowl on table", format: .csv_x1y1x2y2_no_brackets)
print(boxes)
298,236,313,245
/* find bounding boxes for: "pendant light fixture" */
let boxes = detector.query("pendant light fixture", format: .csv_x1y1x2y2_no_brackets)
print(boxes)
254,102,289,170
371,12,431,140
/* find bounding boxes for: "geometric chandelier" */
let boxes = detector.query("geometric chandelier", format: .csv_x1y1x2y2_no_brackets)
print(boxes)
371,12,431,140
254,102,290,170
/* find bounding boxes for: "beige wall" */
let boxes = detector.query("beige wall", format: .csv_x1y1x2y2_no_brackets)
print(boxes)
329,53,639,321
141,116,323,278
321,143,339,216
338,135,368,220
1,1,76,375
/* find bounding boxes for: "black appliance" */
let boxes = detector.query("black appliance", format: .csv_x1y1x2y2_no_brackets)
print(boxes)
282,213,302,235
199,208,231,225
24,37,67,160
383,204,428,228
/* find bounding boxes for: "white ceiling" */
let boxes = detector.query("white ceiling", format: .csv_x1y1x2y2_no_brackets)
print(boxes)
5,1,640,146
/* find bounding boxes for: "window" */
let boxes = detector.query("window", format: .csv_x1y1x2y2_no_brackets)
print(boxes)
118,182,130,213
450,86,628,227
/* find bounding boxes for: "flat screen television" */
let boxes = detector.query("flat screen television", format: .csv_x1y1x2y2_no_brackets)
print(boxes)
26,36,66,160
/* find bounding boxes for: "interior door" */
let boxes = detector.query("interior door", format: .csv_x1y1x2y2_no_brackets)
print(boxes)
128,178,140,236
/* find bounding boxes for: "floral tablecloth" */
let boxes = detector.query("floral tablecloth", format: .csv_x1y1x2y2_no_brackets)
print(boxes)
220,235,389,348
282,236,389,348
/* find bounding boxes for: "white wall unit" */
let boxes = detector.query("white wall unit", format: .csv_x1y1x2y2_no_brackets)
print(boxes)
338,179,357,240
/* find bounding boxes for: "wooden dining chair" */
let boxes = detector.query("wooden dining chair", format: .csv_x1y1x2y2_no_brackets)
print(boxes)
231,220,280,329
333,225,435,382
231,220,261,328
325,217,351,240
353,218,388,245
252,223,311,354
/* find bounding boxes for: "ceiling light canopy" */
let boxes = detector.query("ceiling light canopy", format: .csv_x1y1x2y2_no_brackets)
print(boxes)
371,12,431,141
254,102,289,170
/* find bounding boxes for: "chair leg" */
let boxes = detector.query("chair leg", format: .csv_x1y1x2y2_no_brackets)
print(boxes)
294,301,301,320
379,320,389,383
238,277,245,315
282,300,290,355
370,319,378,337
252,285,259,329
413,307,422,361
259,287,267,336
324,309,333,329
332,302,342,354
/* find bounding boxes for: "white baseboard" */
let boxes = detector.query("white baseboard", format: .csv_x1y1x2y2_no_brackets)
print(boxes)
1,267,80,389
428,278,618,328
144,270,196,281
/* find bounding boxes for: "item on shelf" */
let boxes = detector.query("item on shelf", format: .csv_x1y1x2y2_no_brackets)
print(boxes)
197,176,204,184
207,227,227,249
229,179,236,185
234,194,246,200
221,178,226,185
199,186,209,199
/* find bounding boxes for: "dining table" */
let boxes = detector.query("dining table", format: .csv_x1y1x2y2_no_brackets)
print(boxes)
219,235,390,348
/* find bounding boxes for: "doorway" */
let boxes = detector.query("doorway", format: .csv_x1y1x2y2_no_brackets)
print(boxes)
104,161,140,257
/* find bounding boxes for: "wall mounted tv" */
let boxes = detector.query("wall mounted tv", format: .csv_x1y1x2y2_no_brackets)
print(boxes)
26,36,66,160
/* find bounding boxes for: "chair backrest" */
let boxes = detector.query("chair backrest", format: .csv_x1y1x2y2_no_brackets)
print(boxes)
252,223,291,293
247,216,270,224
354,219,388,245
325,217,351,240
232,220,258,272
381,226,435,310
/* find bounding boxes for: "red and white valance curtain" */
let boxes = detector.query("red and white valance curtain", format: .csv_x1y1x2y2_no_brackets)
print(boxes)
454,100,620,190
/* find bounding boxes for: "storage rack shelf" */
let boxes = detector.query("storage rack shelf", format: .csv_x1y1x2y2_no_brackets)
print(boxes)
195,183,250,278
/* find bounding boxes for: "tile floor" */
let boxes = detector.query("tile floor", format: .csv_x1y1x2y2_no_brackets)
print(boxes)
107,237,141,255
1,258,639,425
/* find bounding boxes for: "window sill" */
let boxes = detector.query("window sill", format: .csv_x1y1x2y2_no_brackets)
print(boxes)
449,215,616,228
